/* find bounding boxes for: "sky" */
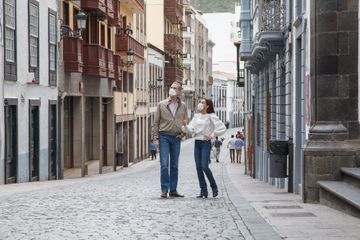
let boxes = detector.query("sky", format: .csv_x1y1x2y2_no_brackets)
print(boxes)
203,12,237,76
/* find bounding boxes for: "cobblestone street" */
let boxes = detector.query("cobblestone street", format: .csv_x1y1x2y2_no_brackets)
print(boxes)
0,138,252,240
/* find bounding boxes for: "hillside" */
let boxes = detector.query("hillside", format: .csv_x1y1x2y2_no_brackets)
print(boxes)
190,0,238,13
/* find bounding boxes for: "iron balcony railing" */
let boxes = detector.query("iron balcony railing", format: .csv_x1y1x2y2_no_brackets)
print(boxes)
259,0,286,32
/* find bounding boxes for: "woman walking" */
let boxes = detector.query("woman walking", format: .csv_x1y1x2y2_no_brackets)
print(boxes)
182,98,226,198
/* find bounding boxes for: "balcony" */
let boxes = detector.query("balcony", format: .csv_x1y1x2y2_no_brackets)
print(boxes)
106,0,114,21
83,44,107,77
208,76,214,86
182,53,191,67
164,65,183,86
108,0,121,26
113,55,122,81
63,37,83,73
115,34,144,63
81,0,106,16
246,0,286,70
164,0,183,24
121,0,144,14
164,34,183,55
106,49,115,79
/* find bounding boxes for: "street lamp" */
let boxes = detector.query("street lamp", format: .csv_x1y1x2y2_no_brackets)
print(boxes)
60,10,87,38
234,41,244,87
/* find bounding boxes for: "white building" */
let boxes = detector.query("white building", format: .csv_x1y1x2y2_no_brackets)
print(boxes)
182,3,211,117
2,0,59,184
0,0,5,184
212,71,243,128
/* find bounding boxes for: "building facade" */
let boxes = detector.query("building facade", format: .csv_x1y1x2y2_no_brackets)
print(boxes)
2,0,59,183
0,0,4,184
240,0,360,213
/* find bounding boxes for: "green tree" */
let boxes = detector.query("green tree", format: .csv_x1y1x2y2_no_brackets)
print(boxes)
190,0,238,13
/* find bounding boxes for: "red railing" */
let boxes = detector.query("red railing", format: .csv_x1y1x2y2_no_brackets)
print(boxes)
106,48,115,79
63,37,83,73
81,0,106,16
108,0,121,26
164,65,183,85
164,0,183,24
116,34,144,63
113,55,122,81
164,34,183,54
106,0,114,20
83,44,107,77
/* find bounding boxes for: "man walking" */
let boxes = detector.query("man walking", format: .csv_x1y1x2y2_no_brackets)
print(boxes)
152,81,188,198
234,137,244,163
227,135,236,163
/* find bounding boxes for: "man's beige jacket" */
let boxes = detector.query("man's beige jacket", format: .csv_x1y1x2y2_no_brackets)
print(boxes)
152,98,188,140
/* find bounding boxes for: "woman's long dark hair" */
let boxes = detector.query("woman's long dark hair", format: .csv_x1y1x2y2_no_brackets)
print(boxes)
204,98,215,114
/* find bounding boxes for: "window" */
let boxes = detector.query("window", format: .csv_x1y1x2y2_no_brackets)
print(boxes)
29,1,39,80
4,0,17,80
49,11,57,85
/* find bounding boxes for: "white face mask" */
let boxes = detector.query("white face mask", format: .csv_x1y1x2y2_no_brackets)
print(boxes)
197,103,204,112
169,88,177,97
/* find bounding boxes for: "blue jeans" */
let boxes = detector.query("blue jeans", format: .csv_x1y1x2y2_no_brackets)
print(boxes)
194,140,218,196
159,133,181,193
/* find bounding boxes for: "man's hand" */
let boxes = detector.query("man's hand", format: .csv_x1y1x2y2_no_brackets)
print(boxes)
182,119,188,126
154,139,159,148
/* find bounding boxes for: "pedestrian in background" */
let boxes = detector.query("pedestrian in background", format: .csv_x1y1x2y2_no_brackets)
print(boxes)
182,98,226,198
213,137,223,162
227,135,236,163
152,81,188,199
149,140,157,160
234,137,244,164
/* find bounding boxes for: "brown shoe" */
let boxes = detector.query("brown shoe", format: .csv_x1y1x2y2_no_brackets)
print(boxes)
160,192,168,198
169,192,184,197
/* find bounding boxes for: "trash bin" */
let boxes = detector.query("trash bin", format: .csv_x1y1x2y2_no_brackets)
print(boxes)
115,152,122,166
269,140,288,178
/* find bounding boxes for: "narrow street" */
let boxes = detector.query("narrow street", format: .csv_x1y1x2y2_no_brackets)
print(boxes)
0,130,263,240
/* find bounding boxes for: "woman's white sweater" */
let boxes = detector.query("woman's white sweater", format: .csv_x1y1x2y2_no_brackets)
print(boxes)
182,113,226,140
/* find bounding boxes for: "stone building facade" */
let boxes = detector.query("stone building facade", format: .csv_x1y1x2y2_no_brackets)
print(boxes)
240,0,360,213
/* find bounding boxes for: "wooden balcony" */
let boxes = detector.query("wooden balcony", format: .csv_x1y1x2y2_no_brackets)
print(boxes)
164,65,183,86
164,34,183,54
83,44,107,77
81,0,106,16
115,34,144,63
106,49,115,79
63,37,83,73
121,0,144,13
108,0,121,26
113,55,122,81
164,0,183,24
106,0,114,21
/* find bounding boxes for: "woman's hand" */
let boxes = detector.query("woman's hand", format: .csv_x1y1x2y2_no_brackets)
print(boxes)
182,119,188,126
204,135,212,141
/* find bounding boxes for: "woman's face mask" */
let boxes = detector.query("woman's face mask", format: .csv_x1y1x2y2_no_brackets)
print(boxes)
197,103,205,112
169,88,177,97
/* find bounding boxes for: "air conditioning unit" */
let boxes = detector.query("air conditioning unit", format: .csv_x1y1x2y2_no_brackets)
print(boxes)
27,72,36,83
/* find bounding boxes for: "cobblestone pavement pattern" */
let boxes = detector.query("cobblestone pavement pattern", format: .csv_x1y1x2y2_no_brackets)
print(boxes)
0,139,247,240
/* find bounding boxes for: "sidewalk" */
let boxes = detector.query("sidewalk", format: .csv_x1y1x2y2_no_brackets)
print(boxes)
223,129,360,240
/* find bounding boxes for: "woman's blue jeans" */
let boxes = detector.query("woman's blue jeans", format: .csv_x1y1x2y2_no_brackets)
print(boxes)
194,140,218,196
159,133,181,193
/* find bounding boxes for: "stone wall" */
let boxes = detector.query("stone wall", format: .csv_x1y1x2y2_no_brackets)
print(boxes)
303,0,360,202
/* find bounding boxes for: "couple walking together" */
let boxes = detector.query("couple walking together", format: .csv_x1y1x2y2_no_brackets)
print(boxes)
152,81,226,199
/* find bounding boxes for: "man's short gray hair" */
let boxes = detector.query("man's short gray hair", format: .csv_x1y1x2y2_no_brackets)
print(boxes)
171,81,182,90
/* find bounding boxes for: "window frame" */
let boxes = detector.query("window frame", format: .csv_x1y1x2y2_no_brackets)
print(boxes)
48,9,57,86
4,0,17,81
28,0,39,81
